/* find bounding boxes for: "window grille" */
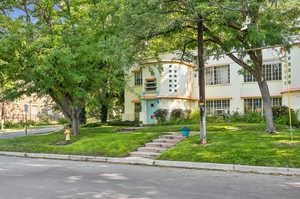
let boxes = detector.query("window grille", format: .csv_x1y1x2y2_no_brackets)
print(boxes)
134,71,143,86
206,100,230,115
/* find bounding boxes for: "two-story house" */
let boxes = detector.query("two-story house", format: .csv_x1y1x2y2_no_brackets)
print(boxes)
123,44,300,125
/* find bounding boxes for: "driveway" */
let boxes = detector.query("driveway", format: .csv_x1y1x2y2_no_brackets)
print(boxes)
0,156,299,199
0,126,63,138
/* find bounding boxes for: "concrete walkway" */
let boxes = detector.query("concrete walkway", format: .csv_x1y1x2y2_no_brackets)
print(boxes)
0,126,63,138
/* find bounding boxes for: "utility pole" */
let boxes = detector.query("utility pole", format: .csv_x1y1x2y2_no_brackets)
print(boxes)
197,16,207,144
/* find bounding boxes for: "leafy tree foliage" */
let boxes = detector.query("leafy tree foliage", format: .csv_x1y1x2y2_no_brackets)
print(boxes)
0,0,138,135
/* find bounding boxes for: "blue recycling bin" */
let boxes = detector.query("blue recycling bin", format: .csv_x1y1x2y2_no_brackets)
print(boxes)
180,127,190,137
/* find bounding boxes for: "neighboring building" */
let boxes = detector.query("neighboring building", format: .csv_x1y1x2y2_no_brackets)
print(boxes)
123,44,300,125
0,95,60,123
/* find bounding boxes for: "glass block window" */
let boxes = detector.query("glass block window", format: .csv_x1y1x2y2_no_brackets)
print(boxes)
206,65,230,85
206,100,230,115
168,65,179,93
244,62,282,82
134,71,143,86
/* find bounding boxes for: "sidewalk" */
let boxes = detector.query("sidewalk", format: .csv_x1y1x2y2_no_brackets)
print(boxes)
0,126,63,138
0,151,299,176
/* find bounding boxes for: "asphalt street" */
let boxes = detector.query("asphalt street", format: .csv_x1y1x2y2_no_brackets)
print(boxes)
0,156,299,199
0,126,63,138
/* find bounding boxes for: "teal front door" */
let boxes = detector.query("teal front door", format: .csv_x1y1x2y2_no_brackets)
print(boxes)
146,99,159,124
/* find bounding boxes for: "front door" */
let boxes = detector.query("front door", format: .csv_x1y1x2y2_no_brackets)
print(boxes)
146,99,159,124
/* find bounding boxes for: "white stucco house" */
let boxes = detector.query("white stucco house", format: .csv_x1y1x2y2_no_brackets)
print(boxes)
123,43,300,125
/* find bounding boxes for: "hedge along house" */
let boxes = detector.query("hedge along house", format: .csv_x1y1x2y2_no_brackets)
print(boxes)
123,43,300,125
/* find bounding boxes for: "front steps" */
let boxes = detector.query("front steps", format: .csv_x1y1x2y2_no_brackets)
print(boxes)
129,133,185,159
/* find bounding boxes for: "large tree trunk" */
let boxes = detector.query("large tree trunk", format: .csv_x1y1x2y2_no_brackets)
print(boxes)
71,110,80,136
197,17,207,144
100,105,108,123
48,90,84,136
257,79,276,133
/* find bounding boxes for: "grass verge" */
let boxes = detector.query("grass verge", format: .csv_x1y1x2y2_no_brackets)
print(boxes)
0,126,162,157
156,123,300,168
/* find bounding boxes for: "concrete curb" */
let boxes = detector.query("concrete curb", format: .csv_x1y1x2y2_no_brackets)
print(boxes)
0,151,299,176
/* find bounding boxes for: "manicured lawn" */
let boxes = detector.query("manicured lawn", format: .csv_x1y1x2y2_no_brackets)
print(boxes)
0,126,162,157
156,123,300,168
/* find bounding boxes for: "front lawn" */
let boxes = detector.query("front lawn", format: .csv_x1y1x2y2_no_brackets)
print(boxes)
157,123,300,168
0,126,162,157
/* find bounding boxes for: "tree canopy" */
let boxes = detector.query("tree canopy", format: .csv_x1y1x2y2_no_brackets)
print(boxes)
0,0,143,135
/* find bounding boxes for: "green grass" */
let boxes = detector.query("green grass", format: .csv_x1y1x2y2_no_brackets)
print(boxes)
1,122,299,168
156,123,300,168
0,126,162,157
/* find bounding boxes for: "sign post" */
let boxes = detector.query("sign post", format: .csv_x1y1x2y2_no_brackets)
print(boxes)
24,104,29,136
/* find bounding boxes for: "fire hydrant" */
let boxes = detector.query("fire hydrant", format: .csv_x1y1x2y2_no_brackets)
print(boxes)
64,125,72,143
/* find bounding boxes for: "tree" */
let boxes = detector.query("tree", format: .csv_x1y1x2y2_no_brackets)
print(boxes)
87,64,125,123
0,0,137,135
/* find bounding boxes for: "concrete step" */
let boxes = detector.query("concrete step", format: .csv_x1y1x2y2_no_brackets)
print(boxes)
152,138,181,144
159,135,184,140
137,147,167,153
145,142,175,148
129,151,160,158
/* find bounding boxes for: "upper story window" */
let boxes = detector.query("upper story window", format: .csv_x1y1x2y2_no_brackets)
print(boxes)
145,78,157,91
244,63,282,83
134,71,143,86
206,65,230,85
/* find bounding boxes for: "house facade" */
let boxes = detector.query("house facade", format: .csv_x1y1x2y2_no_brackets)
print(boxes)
0,95,60,123
123,44,300,125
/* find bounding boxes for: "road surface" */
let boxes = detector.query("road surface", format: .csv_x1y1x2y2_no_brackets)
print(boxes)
0,126,63,138
0,156,299,199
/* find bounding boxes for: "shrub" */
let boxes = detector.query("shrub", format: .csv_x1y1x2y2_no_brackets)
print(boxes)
57,117,69,125
107,120,140,126
153,109,168,123
83,122,103,128
184,109,192,119
243,112,264,123
228,112,244,122
170,109,185,120
273,106,300,127
190,109,199,121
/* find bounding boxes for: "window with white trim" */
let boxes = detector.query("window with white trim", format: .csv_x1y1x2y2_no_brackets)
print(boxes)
206,100,230,115
205,65,230,85
271,97,282,107
244,62,282,82
244,97,282,113
244,98,262,113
